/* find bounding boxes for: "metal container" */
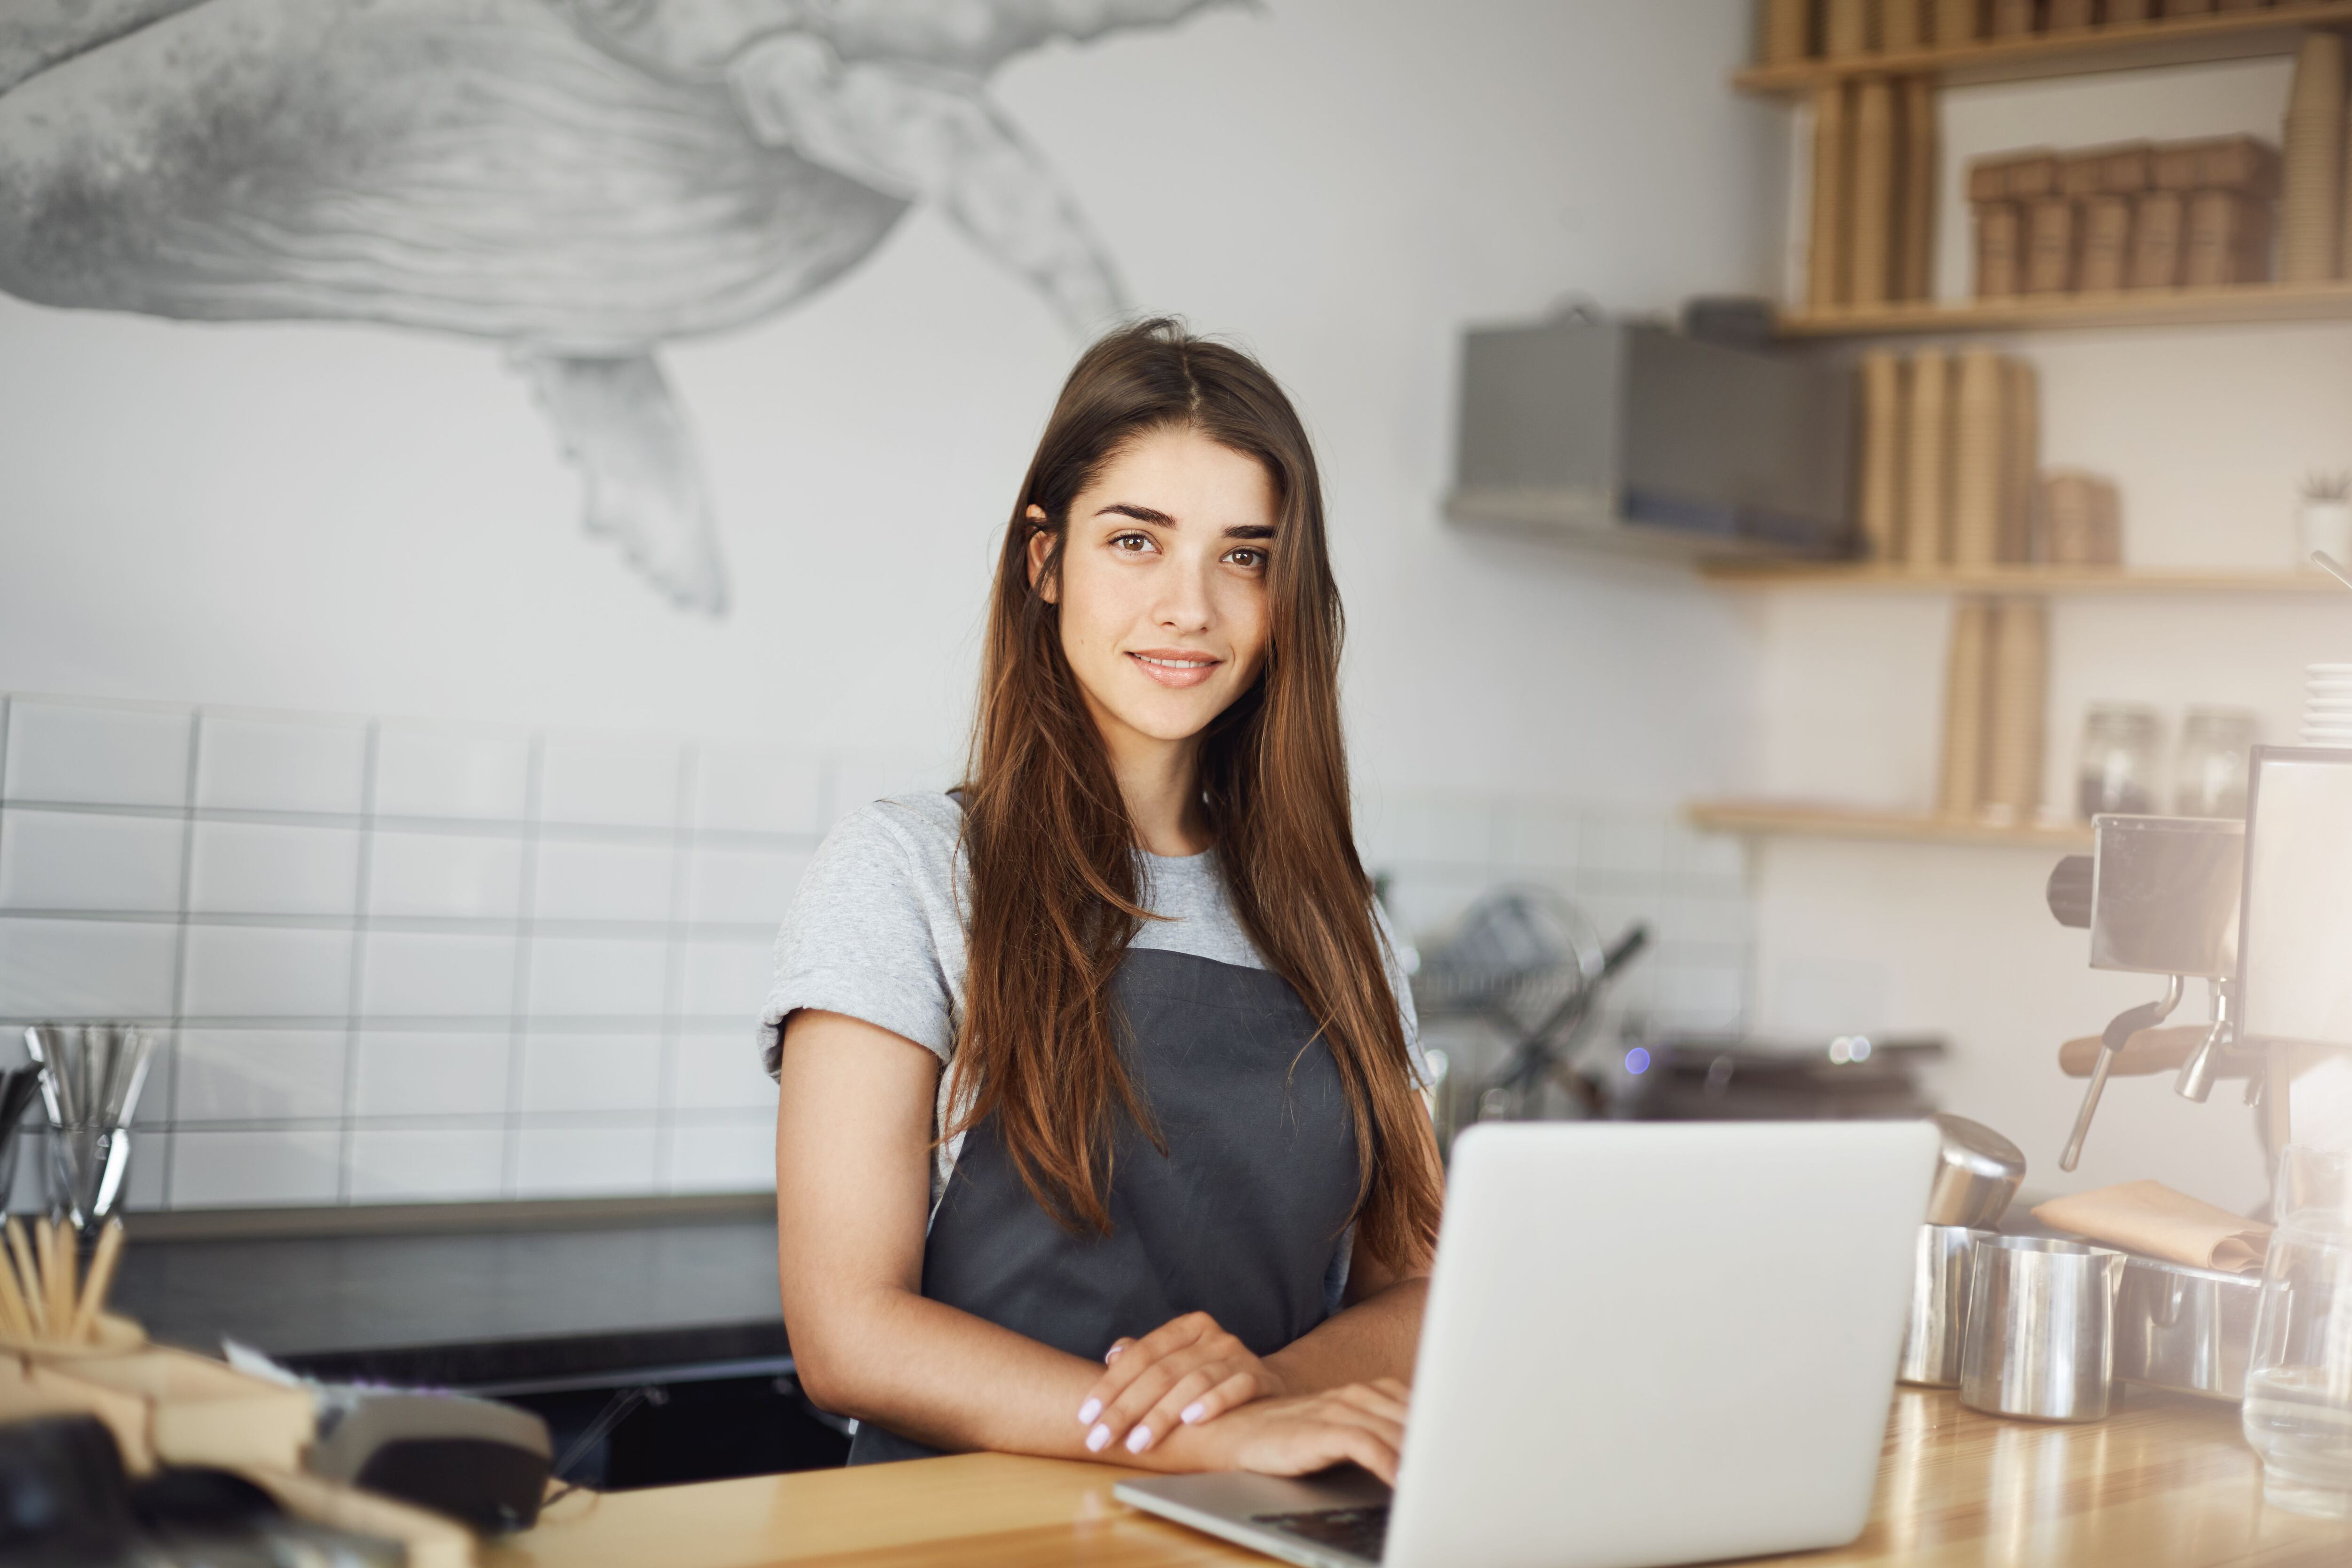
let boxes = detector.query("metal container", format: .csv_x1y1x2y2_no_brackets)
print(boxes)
1961,1234,2126,1423
2113,1254,2259,1402
1923,1114,2025,1228
1897,1224,1986,1387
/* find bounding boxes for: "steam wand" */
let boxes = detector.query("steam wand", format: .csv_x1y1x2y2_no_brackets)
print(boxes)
2059,972,2184,1173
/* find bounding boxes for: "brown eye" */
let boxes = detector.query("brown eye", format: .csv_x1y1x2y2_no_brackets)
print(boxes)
1224,547,1267,569
1111,533,1153,552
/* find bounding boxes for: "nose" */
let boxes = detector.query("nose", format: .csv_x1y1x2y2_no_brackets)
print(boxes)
1152,551,1215,634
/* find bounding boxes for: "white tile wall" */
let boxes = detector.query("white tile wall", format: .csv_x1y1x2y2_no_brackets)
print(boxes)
194,714,369,814
373,727,531,821
665,1113,775,1193
0,695,1756,1214
171,1129,342,1208
348,1128,508,1204
695,748,824,835
182,927,353,1018
538,738,680,828
531,839,676,924
359,932,518,1018
680,939,775,1021
351,1031,510,1119
671,1031,783,1112
525,937,669,1018
173,1030,346,1123
0,693,837,1211
0,917,178,1017
366,831,524,921
516,1123,660,1197
187,822,361,916
687,845,808,927
3,700,191,807
520,1033,662,1114
0,810,184,912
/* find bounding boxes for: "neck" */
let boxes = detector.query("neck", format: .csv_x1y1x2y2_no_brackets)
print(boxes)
1093,714,1212,858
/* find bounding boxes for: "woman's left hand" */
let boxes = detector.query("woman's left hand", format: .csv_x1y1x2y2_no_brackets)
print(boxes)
1075,1311,1288,1456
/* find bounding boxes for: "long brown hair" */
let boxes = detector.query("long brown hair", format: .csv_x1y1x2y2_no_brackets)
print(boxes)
950,318,1441,1271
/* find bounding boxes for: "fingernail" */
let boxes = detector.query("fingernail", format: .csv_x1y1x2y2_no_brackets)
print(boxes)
1125,1425,1152,1453
1180,1401,1206,1425
1105,1345,1124,1361
1086,1424,1111,1452
1077,1399,1101,1425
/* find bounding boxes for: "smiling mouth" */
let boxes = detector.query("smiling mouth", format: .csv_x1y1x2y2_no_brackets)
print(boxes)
1128,650,1222,690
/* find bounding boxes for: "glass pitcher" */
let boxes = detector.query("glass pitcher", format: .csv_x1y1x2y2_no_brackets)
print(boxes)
2242,1146,2352,1519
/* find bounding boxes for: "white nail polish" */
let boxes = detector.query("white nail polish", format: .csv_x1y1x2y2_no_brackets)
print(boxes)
1180,1402,1205,1424
1105,1345,1124,1361
1077,1399,1101,1425
1086,1424,1111,1452
1125,1425,1152,1453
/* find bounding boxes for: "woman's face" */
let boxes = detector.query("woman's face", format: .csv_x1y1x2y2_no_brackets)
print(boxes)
1028,426,1277,754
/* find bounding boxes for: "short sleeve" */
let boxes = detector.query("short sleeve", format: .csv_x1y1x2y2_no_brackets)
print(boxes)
759,798,966,1076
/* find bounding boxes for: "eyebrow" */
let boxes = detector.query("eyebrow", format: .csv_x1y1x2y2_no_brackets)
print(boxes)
1095,502,1276,541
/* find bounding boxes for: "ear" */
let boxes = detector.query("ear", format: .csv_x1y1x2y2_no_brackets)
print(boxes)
1024,505,1059,605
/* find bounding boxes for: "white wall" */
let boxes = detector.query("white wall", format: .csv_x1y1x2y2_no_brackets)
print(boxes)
1748,56,2352,1214
0,0,1779,814
1,1,1799,1207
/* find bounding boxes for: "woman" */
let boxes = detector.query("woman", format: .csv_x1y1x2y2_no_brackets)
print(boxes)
762,318,1442,1482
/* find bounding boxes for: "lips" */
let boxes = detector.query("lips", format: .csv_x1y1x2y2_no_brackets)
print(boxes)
1127,648,1222,690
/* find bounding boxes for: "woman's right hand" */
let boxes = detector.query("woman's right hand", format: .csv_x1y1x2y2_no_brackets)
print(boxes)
1183,1379,1411,1485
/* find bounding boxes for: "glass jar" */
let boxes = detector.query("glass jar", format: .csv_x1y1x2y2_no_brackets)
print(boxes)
2243,1146,2352,1519
2075,704,2164,819
2174,708,2261,818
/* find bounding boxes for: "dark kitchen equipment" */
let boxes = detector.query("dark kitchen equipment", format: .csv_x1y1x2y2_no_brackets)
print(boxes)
1611,1033,1946,1122
1446,309,1854,559
307,1391,553,1535
1410,886,1647,1154
0,1068,42,1206
2044,814,2256,1170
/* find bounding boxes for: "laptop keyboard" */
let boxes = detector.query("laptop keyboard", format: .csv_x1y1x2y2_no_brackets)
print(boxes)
1252,1505,1391,1562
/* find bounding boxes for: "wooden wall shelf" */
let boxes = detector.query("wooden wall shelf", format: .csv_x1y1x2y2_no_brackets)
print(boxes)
1774,279,2352,336
1735,3,2352,95
1698,564,2345,594
1688,800,2091,851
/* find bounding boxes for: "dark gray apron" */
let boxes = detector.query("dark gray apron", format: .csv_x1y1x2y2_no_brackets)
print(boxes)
845,945,1362,1464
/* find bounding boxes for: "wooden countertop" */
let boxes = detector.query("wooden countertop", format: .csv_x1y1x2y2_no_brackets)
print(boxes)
486,1386,2352,1568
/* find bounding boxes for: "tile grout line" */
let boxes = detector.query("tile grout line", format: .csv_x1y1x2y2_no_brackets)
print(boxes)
501,738,544,1199
0,796,821,849
335,722,381,1206
158,705,204,1210
0,909,785,940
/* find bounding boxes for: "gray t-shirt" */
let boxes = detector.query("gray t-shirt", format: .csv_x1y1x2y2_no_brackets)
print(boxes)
760,790,1423,1197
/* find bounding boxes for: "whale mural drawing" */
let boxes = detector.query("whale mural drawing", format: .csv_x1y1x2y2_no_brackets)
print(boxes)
0,0,1229,613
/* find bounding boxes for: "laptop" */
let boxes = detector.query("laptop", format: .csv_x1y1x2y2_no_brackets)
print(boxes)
1115,1119,1938,1568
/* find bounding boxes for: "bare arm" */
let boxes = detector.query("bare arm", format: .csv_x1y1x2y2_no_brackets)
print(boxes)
1264,1243,1430,1393
775,1008,1409,1477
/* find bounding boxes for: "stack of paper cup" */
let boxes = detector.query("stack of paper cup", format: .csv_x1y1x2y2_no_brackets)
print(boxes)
2305,665,2352,748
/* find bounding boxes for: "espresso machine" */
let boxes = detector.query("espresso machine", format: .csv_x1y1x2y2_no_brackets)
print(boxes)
2043,745,2352,1401
2048,744,2352,1169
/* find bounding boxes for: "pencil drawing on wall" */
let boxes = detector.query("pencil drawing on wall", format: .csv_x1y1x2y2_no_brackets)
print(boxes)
0,0,1226,614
